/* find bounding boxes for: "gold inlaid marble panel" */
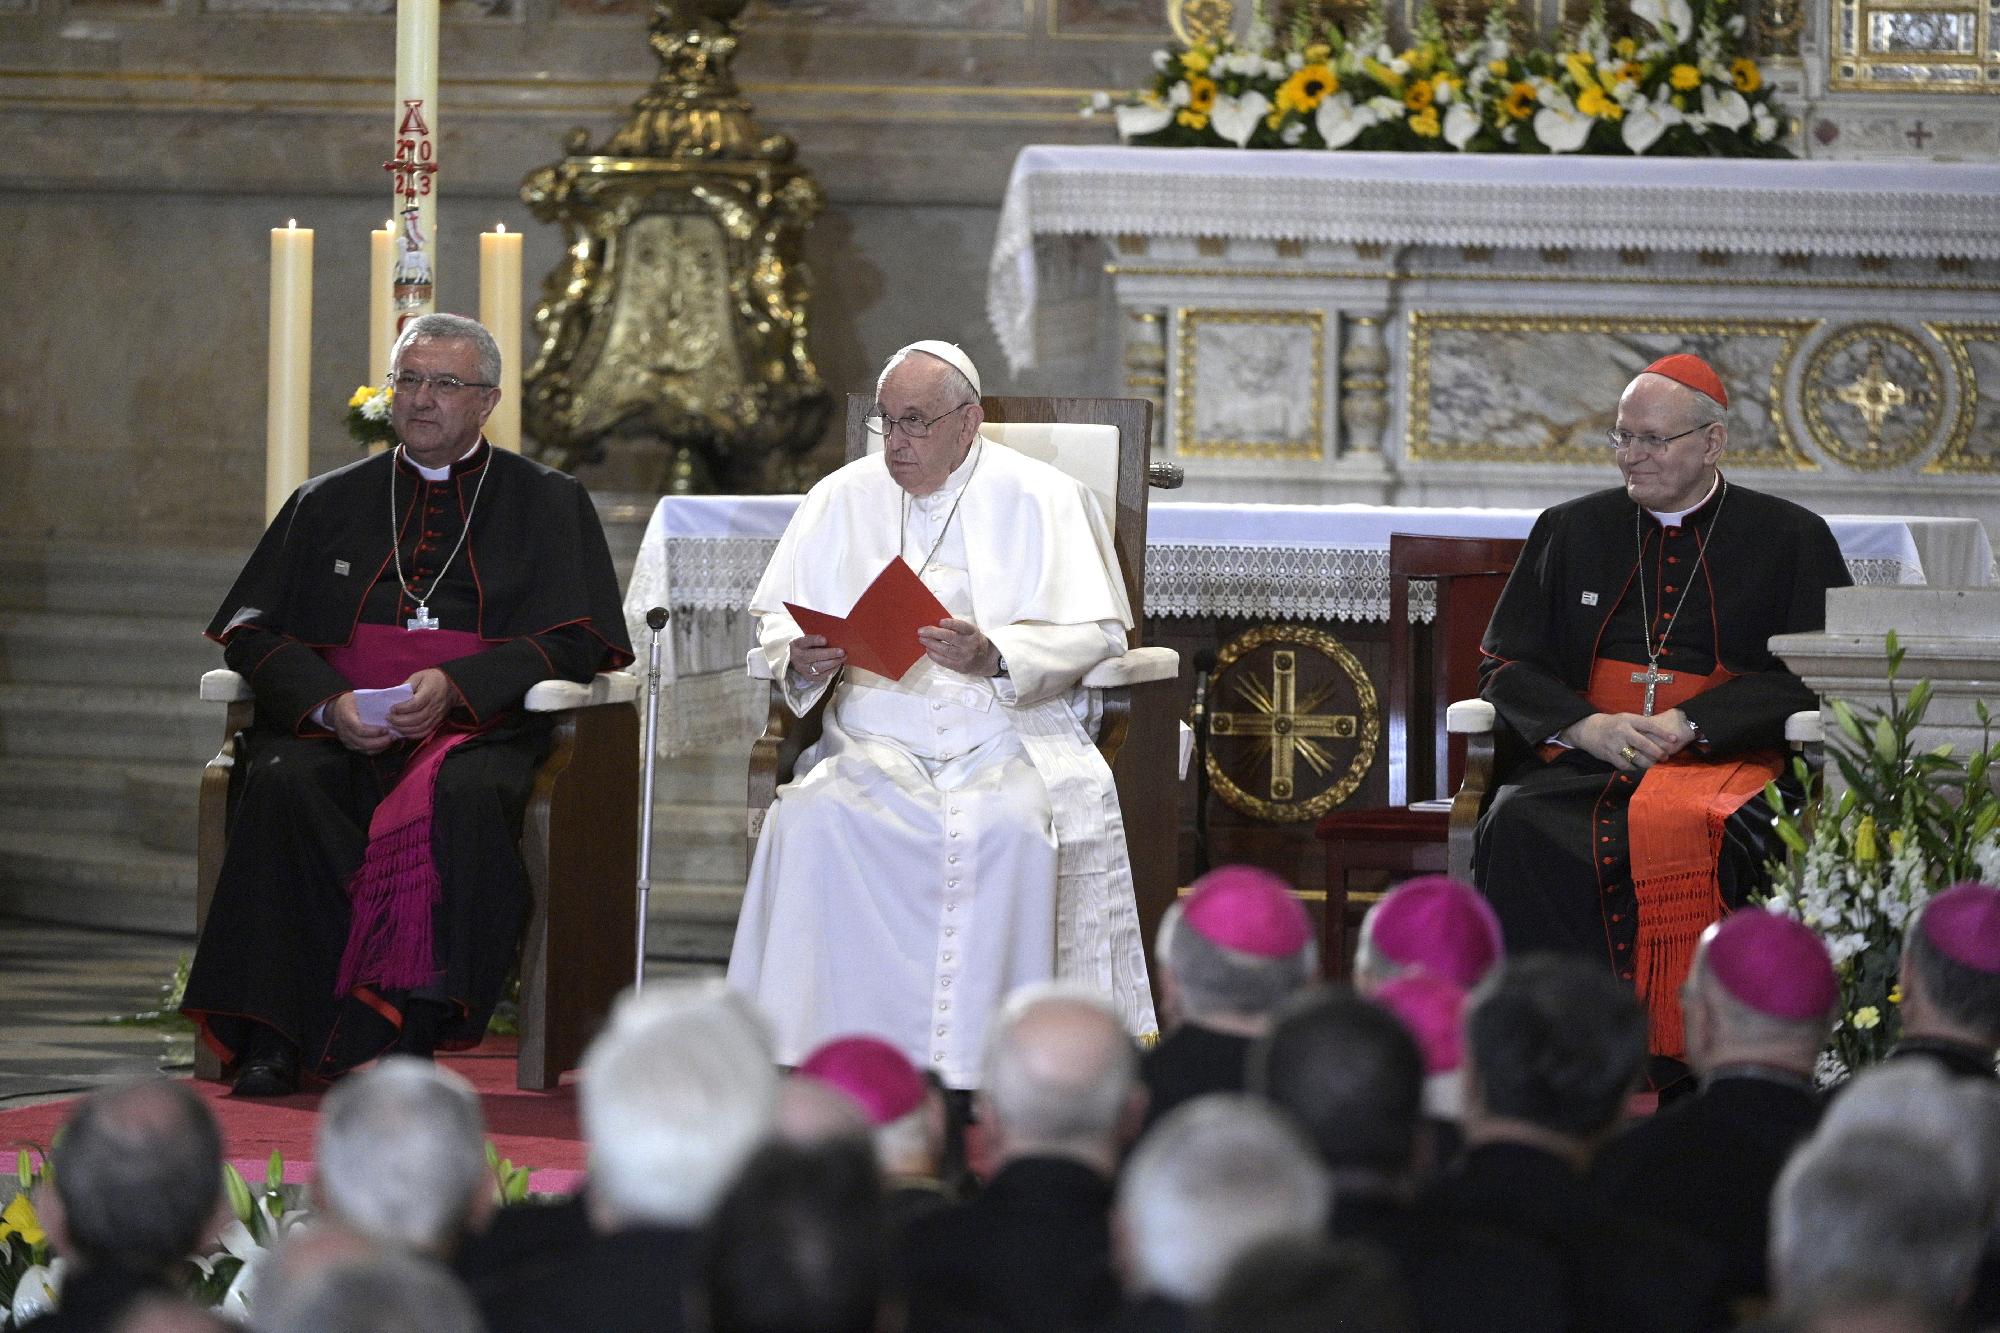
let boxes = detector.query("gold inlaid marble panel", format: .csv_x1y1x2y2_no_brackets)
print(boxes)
1800,322,1947,469
1174,308,1325,460
1926,322,2000,473
1831,0,2000,91
1405,312,1816,468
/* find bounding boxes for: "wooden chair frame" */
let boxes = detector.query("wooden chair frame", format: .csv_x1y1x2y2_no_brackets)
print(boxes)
194,668,640,1091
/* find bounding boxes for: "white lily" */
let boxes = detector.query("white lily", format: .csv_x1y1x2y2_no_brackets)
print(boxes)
1280,120,1307,145
11,1261,60,1323
1168,81,1192,107
1151,49,1170,72
1621,97,1682,153
1114,102,1174,140
1210,91,1273,148
1701,84,1751,130
1751,102,1780,142
1443,103,1481,149
1631,0,1694,41
1532,91,1593,153
1315,93,1381,148
1366,94,1406,119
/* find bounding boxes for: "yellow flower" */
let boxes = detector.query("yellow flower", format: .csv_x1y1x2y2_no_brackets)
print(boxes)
1855,814,1878,864
1434,70,1462,96
1669,63,1702,90
1564,52,1600,88
1502,81,1538,120
1889,984,1904,1005
1181,46,1211,74
1187,76,1218,113
1,1193,44,1249
1614,36,1638,57
1409,107,1442,137
1488,58,1510,75
1363,57,1406,95
1853,1006,1882,1030
1613,61,1644,84
1404,46,1437,74
1304,42,1332,63
1577,85,1623,119
348,385,377,409
1176,108,1209,130
1404,78,1435,110
1276,63,1339,114
1731,57,1762,93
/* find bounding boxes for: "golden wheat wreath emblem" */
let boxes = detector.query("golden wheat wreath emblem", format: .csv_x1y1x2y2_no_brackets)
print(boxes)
1204,624,1380,823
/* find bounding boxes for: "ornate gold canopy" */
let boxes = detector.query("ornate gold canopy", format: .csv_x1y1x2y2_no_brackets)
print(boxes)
520,0,832,492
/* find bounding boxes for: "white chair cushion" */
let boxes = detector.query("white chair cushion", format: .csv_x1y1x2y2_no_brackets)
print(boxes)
1446,699,1496,734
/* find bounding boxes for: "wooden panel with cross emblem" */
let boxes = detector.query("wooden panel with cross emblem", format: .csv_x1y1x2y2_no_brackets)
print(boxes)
1206,624,1381,823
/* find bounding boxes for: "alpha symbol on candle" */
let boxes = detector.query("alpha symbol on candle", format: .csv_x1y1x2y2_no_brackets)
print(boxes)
384,101,439,203
397,99,431,136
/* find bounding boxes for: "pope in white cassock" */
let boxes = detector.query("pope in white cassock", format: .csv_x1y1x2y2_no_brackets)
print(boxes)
727,340,1158,1088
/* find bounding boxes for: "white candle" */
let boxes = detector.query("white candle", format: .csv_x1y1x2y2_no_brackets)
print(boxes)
267,220,314,523
479,223,524,452
369,220,395,382
391,0,440,325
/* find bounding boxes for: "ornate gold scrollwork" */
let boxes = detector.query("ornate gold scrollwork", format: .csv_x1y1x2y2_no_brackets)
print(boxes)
1800,322,1945,470
520,0,831,492
1205,625,1380,823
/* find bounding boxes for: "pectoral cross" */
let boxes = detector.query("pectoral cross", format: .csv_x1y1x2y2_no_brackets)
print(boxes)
1632,662,1674,716
1209,648,1356,801
407,603,440,631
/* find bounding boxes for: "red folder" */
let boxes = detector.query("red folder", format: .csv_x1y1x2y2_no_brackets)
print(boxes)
785,559,951,681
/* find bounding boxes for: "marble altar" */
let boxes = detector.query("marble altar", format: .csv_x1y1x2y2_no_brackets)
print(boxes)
988,148,2000,527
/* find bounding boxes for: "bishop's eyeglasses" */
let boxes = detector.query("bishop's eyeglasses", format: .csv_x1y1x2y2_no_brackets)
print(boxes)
387,371,498,397
1606,424,1708,453
864,402,973,440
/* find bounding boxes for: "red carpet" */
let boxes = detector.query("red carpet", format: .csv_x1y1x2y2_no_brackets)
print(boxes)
0,1037,587,1195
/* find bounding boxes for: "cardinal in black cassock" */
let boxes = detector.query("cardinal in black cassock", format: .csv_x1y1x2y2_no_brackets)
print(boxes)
181,315,631,1096
1474,354,1850,1062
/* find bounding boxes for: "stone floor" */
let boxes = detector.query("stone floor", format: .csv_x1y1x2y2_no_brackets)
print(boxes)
0,922,194,1113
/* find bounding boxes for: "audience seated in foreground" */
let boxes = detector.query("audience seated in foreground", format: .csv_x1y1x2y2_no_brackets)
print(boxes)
255,1251,482,1333
795,1035,957,1227
1141,865,1316,1130
25,1080,226,1332
901,983,1144,1332
1200,1235,1416,1333
1889,880,2000,1080
1107,1094,1329,1333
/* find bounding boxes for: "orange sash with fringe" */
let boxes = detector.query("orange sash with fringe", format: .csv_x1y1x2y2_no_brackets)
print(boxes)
1585,659,1784,1057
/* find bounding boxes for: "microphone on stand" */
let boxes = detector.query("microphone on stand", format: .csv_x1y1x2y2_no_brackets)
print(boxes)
635,606,669,992
1192,648,1216,877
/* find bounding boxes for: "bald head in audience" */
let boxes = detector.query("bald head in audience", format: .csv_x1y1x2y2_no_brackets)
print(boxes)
45,1079,225,1281
979,984,1144,1175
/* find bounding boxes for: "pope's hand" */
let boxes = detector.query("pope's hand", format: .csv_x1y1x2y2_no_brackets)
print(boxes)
789,634,845,682
918,618,1000,677
386,668,453,739
330,692,396,755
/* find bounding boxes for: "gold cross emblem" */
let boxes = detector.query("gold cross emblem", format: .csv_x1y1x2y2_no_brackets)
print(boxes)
1834,344,1907,446
1203,626,1378,824
1212,648,1357,801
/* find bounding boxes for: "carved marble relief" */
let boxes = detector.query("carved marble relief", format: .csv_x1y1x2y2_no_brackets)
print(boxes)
1800,322,1947,469
1050,0,1162,34
1175,309,1325,459
1929,323,2000,472
1405,313,1815,467
1831,0,2000,91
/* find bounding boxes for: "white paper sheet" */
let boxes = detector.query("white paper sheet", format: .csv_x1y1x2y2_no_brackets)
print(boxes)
353,684,413,731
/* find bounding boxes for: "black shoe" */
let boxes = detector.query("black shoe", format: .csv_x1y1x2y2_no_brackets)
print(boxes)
230,1032,301,1098
395,999,447,1059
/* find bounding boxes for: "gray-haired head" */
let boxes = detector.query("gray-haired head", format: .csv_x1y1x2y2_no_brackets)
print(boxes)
876,341,980,406
254,1252,483,1333
980,982,1139,1168
391,313,501,386
52,1078,223,1274
1818,1061,2000,1222
580,979,778,1229
314,1056,489,1256
1156,901,1317,1026
1771,1127,1986,1321
1117,1094,1332,1304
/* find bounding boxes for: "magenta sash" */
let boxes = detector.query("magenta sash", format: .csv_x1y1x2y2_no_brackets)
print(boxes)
320,623,485,997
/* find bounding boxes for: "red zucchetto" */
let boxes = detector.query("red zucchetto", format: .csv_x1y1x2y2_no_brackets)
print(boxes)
1641,353,1729,408
1920,882,2000,975
1181,865,1313,959
1702,909,1837,1020
797,1035,928,1126
1361,875,1504,990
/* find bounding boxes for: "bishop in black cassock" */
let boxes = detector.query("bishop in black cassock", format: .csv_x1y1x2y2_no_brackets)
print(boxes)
182,315,631,1095
1474,353,1850,1061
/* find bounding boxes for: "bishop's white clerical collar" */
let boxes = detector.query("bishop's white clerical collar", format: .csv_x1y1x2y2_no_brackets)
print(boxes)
402,439,486,483
1646,471,1721,528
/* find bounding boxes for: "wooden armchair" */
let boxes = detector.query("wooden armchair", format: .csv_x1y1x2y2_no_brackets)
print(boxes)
194,667,640,1091
1312,535,1524,976
746,394,1184,955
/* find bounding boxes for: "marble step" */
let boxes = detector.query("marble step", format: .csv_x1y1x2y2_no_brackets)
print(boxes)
0,828,196,937
0,546,241,621
645,800,746,890
0,758,192,847
0,684,223,766
0,611,223,690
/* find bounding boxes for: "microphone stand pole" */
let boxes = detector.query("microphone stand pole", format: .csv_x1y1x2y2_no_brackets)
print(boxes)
1192,650,1215,877
635,606,669,991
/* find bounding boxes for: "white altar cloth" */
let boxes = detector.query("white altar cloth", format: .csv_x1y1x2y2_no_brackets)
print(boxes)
624,497,1992,683
989,147,2000,371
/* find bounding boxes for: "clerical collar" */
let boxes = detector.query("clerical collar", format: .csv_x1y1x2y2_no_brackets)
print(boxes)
1645,471,1721,528
913,439,982,509
399,438,488,483
1703,1062,1817,1094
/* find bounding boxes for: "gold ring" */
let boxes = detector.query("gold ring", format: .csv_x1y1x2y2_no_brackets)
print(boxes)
1620,744,1638,761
